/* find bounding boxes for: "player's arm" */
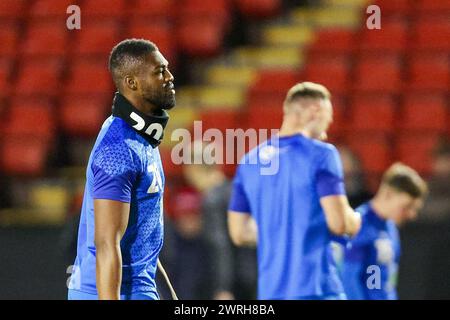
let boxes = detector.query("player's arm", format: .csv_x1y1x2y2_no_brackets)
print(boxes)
227,164,257,247
320,195,361,236
228,211,258,247
316,146,361,236
94,199,130,300
91,143,139,300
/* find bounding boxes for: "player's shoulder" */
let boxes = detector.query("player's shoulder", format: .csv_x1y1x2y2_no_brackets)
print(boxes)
102,116,137,141
353,202,382,244
309,138,338,154
93,117,144,169
237,138,272,165
356,202,372,217
100,117,145,151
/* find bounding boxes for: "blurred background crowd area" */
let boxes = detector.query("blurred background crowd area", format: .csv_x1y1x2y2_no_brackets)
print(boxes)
0,0,449,299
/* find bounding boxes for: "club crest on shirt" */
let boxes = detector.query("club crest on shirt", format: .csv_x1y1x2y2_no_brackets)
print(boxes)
259,145,278,162
374,233,394,265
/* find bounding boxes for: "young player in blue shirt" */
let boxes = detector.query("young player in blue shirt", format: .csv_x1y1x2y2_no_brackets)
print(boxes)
341,163,428,300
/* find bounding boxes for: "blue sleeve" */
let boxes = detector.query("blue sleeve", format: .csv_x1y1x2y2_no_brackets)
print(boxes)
350,213,377,247
228,165,251,213
316,145,346,198
91,143,140,203
342,245,369,300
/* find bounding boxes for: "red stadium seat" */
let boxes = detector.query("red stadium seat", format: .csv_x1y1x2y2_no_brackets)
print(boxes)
395,134,441,175
178,0,231,30
81,0,126,18
246,102,283,132
412,17,450,52
401,94,448,133
0,24,19,58
176,19,225,57
0,0,26,20
160,146,183,178
414,0,450,14
199,109,240,133
346,135,392,174
29,0,76,18
64,60,114,95
308,29,355,55
73,21,121,57
245,92,286,128
405,53,449,92
13,59,64,98
0,137,50,177
130,0,175,19
353,54,402,94
3,101,55,139
236,0,281,19
249,69,300,96
126,21,176,65
59,95,110,137
350,94,397,133
0,59,13,96
303,56,350,94
374,0,413,17
21,20,68,57
328,96,349,138
358,18,408,53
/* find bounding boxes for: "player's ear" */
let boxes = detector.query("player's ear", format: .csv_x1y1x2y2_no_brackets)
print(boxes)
124,75,138,91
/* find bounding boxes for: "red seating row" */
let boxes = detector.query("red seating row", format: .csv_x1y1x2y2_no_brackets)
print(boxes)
0,19,226,60
243,91,448,138
0,0,281,21
346,133,443,176
376,0,450,16
309,17,450,55
300,53,449,95
1,0,442,21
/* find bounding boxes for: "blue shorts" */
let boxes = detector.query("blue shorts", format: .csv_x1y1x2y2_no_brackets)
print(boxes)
68,289,159,300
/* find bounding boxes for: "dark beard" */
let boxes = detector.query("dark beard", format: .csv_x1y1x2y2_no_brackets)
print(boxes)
145,90,176,111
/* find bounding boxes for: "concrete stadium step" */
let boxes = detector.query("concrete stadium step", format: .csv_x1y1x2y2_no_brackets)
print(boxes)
232,46,304,69
262,24,314,46
290,6,363,28
206,65,257,87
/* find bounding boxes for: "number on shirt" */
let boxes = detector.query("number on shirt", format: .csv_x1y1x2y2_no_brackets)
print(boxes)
147,163,162,194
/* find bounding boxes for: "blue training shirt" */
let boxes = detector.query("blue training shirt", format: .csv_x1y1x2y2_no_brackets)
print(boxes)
341,202,401,300
229,134,347,299
68,116,164,296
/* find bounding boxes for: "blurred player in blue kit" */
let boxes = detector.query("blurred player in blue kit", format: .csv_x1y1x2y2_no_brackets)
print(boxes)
340,163,428,300
68,39,175,300
228,82,362,300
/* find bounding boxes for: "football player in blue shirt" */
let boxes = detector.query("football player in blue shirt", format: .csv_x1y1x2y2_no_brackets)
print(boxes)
68,39,175,300
341,163,428,300
228,82,362,300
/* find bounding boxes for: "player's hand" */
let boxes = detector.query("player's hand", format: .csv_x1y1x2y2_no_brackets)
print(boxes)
348,210,362,237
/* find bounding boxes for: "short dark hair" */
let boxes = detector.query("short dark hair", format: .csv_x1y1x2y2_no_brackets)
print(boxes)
284,81,331,106
108,38,159,89
381,162,428,199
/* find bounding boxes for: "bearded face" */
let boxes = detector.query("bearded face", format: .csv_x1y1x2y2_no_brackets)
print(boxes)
136,51,176,112
142,81,176,111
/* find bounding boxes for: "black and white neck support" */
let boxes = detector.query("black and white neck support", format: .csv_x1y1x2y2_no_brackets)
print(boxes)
111,92,169,148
